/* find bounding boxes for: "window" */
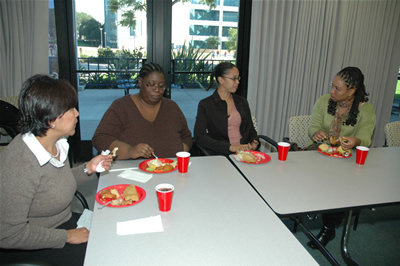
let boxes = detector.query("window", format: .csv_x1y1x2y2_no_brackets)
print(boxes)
48,0,58,75
224,0,239,7
190,40,207,49
130,24,136,36
190,0,220,5
190,9,219,21
223,11,238,22
222,26,236,37
189,25,219,36
104,4,118,48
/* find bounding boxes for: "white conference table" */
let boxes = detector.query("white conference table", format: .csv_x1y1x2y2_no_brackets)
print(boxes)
229,147,400,265
84,156,317,265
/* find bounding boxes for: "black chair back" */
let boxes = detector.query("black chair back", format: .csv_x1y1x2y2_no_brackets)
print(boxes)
0,100,20,138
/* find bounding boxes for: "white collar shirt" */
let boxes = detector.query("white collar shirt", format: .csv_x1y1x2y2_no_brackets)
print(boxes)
22,132,69,168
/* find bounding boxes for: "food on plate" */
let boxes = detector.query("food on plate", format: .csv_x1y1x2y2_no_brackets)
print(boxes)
145,159,177,172
329,136,341,145
337,146,351,157
234,151,257,163
163,164,174,172
111,147,119,157
148,158,163,169
318,143,351,158
110,198,133,206
318,143,330,152
122,184,139,201
100,189,117,200
110,188,120,198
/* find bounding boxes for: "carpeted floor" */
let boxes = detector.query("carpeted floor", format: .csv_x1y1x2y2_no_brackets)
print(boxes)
282,205,400,265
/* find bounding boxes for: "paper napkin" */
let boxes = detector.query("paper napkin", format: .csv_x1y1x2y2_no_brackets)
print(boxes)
76,209,93,230
117,215,164,235
117,169,153,183
95,150,111,172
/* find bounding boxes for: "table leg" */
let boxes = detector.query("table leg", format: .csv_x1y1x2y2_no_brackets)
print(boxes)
298,216,340,265
341,210,360,266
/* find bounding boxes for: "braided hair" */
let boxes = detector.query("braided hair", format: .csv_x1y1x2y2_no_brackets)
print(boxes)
207,62,237,91
139,63,165,79
327,67,369,126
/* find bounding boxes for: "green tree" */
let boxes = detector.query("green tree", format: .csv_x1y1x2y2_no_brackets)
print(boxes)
205,36,220,49
226,27,237,52
76,12,94,39
79,18,102,46
108,0,218,28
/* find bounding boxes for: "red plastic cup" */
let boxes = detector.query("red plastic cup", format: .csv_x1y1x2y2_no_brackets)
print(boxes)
278,142,290,161
356,146,369,165
155,184,175,212
176,151,190,173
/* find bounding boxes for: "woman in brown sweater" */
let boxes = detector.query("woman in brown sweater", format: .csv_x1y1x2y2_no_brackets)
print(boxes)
93,63,193,159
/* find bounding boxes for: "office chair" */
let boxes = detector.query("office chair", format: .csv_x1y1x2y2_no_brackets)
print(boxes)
384,121,400,147
283,115,312,150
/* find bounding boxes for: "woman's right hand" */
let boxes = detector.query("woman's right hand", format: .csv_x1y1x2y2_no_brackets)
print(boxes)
229,144,252,153
128,143,154,159
66,227,89,244
312,130,328,142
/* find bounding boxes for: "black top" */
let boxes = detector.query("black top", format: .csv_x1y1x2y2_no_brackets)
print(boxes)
194,90,258,156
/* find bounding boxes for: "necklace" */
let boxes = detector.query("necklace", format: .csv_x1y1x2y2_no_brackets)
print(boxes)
49,146,60,158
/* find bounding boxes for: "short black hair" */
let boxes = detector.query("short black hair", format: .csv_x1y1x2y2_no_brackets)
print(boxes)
19,74,78,136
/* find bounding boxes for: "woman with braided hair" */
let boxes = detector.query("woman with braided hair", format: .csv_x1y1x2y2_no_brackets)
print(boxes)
93,63,193,159
307,66,376,249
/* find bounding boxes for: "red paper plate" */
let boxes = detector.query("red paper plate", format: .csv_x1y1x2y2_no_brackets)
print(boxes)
96,184,146,208
235,151,272,164
139,158,178,173
317,147,352,159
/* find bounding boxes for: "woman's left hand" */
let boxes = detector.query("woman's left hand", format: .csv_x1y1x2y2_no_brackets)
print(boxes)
340,137,360,150
86,155,113,175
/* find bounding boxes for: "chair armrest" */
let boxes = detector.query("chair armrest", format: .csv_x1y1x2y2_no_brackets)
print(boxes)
258,135,278,151
193,141,213,156
74,190,89,210
282,137,300,151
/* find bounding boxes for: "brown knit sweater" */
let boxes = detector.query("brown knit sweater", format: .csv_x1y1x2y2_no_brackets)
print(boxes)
0,135,91,249
92,96,193,158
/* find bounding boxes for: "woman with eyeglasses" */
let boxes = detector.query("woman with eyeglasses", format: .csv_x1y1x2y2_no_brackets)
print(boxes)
306,66,376,249
194,62,259,156
93,63,193,159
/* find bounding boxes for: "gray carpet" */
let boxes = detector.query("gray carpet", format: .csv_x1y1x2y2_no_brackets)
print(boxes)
282,205,400,265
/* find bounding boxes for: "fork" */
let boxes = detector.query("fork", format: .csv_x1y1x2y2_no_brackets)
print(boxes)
98,201,112,210
152,152,158,160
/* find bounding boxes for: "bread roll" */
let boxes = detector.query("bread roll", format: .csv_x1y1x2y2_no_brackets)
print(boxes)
123,185,139,201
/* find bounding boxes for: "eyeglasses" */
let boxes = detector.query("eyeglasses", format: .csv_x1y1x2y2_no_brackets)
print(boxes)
223,76,241,82
329,82,343,92
142,78,166,91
